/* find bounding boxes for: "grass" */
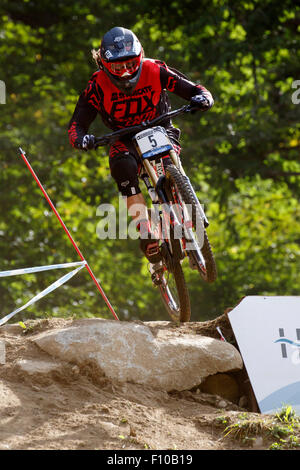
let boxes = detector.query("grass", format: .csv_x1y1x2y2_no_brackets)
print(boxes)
216,405,300,449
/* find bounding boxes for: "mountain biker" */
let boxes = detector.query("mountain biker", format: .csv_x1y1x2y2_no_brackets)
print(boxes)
68,26,214,264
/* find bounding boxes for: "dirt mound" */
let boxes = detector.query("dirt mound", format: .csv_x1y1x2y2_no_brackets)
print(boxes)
0,314,278,450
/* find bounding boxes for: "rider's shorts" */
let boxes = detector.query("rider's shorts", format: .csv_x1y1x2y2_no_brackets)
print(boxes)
109,130,181,198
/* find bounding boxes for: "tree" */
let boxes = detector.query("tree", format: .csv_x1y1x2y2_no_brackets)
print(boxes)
0,0,299,324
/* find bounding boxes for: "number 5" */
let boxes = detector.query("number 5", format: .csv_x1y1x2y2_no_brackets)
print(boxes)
148,135,157,147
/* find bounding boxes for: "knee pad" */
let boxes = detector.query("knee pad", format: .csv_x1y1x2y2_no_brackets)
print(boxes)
110,153,141,197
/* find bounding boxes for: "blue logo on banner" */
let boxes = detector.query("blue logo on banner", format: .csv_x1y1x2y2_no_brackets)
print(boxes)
275,338,300,347
275,328,300,359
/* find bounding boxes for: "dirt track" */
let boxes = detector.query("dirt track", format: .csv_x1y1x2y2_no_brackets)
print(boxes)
0,317,269,450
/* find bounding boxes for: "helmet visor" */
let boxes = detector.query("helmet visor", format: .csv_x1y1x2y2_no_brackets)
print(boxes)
106,56,141,78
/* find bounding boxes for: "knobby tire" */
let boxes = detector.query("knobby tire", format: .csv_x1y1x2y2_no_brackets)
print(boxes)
148,208,191,323
165,165,217,283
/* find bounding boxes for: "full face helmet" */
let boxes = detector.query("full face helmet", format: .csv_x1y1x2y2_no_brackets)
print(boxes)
100,27,143,93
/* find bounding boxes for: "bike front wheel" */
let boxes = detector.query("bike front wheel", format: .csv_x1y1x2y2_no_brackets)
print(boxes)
156,259,191,323
148,205,191,323
165,165,217,283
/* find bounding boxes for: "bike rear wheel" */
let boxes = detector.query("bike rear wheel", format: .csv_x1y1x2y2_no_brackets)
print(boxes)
165,165,217,283
157,260,191,323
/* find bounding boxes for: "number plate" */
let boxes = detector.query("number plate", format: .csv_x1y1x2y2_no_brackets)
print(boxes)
134,126,173,159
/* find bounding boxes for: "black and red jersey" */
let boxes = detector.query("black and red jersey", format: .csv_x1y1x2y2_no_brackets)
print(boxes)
68,58,210,149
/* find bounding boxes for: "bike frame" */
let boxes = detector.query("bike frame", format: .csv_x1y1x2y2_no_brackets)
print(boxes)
94,104,209,231
95,106,209,258
94,105,189,248
94,104,217,320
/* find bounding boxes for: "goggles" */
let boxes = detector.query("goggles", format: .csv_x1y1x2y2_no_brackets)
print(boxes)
105,56,141,78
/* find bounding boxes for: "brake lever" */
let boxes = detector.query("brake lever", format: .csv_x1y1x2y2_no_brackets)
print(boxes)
94,136,111,148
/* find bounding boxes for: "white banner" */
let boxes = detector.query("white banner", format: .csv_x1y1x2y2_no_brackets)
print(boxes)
228,296,300,415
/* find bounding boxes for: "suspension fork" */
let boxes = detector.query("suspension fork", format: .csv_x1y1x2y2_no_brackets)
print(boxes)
156,175,186,244
169,149,209,228
140,162,182,243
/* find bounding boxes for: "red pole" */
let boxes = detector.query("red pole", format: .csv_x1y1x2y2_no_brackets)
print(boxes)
18,148,119,321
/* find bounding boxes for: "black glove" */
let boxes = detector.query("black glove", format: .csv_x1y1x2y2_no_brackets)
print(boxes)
190,92,214,113
81,134,95,151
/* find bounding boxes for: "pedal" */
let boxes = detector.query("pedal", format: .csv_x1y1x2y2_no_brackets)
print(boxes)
188,253,199,270
149,261,164,286
146,243,160,257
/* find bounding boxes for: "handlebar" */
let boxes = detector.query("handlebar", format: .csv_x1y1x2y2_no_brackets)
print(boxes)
94,104,194,148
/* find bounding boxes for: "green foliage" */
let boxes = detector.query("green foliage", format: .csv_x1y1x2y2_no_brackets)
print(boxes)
275,404,299,427
218,405,300,449
0,0,299,323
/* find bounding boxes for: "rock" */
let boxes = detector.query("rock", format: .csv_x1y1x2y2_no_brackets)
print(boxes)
0,382,20,410
253,436,264,449
32,319,243,392
0,324,22,336
16,359,60,375
200,373,240,404
0,340,6,364
239,395,248,408
216,399,228,409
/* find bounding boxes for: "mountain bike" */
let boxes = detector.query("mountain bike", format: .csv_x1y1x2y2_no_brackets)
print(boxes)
94,103,217,322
